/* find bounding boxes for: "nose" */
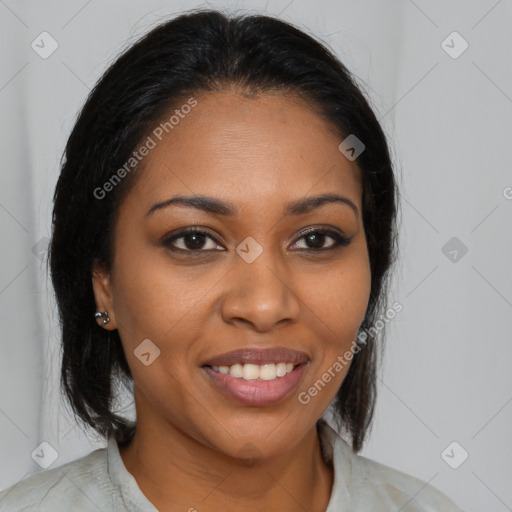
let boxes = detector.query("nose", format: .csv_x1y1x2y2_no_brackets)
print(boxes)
221,250,301,332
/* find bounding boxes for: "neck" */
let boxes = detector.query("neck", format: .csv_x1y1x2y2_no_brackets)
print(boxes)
118,413,333,512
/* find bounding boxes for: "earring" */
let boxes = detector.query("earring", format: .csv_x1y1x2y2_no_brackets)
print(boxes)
95,311,110,325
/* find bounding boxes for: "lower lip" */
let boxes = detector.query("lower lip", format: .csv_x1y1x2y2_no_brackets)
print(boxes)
202,363,309,407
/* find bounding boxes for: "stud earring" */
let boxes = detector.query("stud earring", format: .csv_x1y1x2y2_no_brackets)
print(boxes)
95,311,110,325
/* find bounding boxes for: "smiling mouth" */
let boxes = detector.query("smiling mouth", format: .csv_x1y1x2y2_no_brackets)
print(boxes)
200,346,310,404
201,361,309,407
203,362,307,381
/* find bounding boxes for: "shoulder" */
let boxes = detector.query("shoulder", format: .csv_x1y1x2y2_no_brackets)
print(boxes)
352,453,464,511
318,419,464,511
0,445,114,512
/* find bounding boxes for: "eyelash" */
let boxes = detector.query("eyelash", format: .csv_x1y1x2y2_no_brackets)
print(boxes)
162,226,351,254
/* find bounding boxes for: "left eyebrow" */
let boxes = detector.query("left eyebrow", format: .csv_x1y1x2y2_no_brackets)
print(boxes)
146,192,359,217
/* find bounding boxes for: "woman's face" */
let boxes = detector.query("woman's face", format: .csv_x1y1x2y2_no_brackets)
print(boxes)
93,90,371,459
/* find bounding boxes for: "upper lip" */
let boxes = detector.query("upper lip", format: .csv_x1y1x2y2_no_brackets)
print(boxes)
201,347,310,367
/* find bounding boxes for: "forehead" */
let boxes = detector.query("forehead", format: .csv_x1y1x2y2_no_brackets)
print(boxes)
129,91,362,209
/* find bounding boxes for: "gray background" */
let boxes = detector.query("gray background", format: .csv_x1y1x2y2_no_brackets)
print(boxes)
0,1,511,510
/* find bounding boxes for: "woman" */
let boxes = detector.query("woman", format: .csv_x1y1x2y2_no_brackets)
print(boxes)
0,8,463,511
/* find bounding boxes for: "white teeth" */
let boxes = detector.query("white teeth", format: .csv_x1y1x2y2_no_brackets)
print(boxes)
211,362,298,381
259,364,276,381
243,363,260,380
230,364,243,378
276,362,288,377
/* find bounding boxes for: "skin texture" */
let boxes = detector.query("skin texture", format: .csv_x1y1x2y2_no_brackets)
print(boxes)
92,90,371,512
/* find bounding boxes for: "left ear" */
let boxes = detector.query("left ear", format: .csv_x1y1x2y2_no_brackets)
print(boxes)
91,259,117,330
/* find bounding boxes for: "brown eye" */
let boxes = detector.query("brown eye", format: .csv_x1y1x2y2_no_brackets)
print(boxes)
163,228,224,252
291,228,351,251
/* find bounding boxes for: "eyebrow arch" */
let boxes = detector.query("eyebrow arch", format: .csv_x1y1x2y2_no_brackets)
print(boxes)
146,192,359,217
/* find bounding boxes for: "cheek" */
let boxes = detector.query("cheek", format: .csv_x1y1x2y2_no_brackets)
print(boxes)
295,255,371,407
300,254,371,344
111,242,224,349
110,253,204,391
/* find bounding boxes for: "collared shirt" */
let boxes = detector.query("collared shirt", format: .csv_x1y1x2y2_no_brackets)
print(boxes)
0,418,464,511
